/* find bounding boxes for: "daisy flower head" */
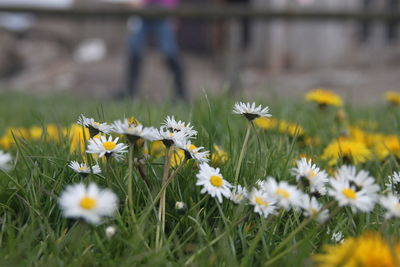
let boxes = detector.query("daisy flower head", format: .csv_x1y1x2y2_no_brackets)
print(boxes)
386,171,400,194
155,126,190,147
331,231,344,243
305,88,343,107
174,139,209,164
380,193,400,219
111,119,158,143
162,116,197,138
248,188,277,218
77,114,111,137
229,185,248,204
68,161,101,176
58,182,118,224
300,195,329,223
328,175,376,213
86,135,128,161
233,102,271,121
0,150,12,171
335,165,380,200
195,163,232,203
291,158,328,196
384,91,400,106
261,177,302,210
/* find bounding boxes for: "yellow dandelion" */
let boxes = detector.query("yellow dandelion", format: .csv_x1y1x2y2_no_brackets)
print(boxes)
147,141,166,159
314,231,400,267
305,88,343,107
171,149,185,168
385,91,400,106
278,120,304,137
211,145,229,166
321,138,372,165
254,117,278,131
30,126,43,140
0,135,13,150
69,124,90,154
45,124,61,142
374,135,400,160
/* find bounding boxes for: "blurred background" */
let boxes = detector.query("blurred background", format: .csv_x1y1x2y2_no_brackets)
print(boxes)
0,0,399,104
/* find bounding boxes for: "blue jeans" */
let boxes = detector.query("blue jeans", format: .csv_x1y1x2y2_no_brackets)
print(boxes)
127,19,186,99
129,19,180,58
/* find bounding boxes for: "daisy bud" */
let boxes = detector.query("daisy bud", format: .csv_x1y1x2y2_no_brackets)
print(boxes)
175,201,187,214
105,226,117,239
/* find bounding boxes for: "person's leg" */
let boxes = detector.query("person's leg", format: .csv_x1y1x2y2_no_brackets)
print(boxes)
156,19,187,101
127,19,148,97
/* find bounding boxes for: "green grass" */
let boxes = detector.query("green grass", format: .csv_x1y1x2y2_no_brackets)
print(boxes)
0,91,400,266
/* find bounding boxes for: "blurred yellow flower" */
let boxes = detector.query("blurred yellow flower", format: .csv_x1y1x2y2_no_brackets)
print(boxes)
374,135,400,160
171,149,185,168
0,135,13,150
69,124,90,154
314,232,400,267
254,117,278,131
384,91,400,106
148,141,166,159
30,126,43,140
211,145,229,166
321,138,372,165
305,88,343,107
45,124,61,142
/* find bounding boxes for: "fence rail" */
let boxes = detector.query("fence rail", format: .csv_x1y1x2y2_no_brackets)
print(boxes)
0,5,399,21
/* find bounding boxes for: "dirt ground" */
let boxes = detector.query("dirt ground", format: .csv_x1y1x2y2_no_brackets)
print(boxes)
1,50,399,105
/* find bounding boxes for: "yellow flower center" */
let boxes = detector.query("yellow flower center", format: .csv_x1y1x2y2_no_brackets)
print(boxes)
308,169,316,178
79,166,85,171
311,208,318,216
189,144,196,151
93,122,101,127
255,197,269,207
103,141,116,151
210,175,223,187
275,188,290,199
80,196,97,210
342,188,357,199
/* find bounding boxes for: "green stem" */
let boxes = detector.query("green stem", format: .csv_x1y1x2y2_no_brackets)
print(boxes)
156,145,173,249
127,144,136,224
106,157,112,188
234,123,252,184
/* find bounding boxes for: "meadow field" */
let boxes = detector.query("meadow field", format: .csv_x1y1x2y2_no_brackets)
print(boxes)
0,90,400,266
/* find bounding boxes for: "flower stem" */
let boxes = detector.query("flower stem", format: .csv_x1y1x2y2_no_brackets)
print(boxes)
127,144,136,224
234,122,252,184
156,145,173,249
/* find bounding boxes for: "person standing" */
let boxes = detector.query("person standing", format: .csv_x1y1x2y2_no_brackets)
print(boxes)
126,0,187,101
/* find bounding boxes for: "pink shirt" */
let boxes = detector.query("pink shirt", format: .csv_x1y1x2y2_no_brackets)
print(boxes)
145,0,179,8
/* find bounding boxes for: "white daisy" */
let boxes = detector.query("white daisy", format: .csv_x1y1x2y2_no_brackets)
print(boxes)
68,161,101,175
110,119,159,142
300,194,329,223
386,171,400,194
336,165,380,198
174,139,209,163
86,135,128,160
291,158,328,195
233,102,271,121
77,114,111,136
155,126,190,147
248,188,277,218
58,182,118,224
229,185,248,204
260,177,302,210
195,163,232,203
0,150,12,171
331,231,344,243
380,193,400,219
328,176,376,213
162,116,197,138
